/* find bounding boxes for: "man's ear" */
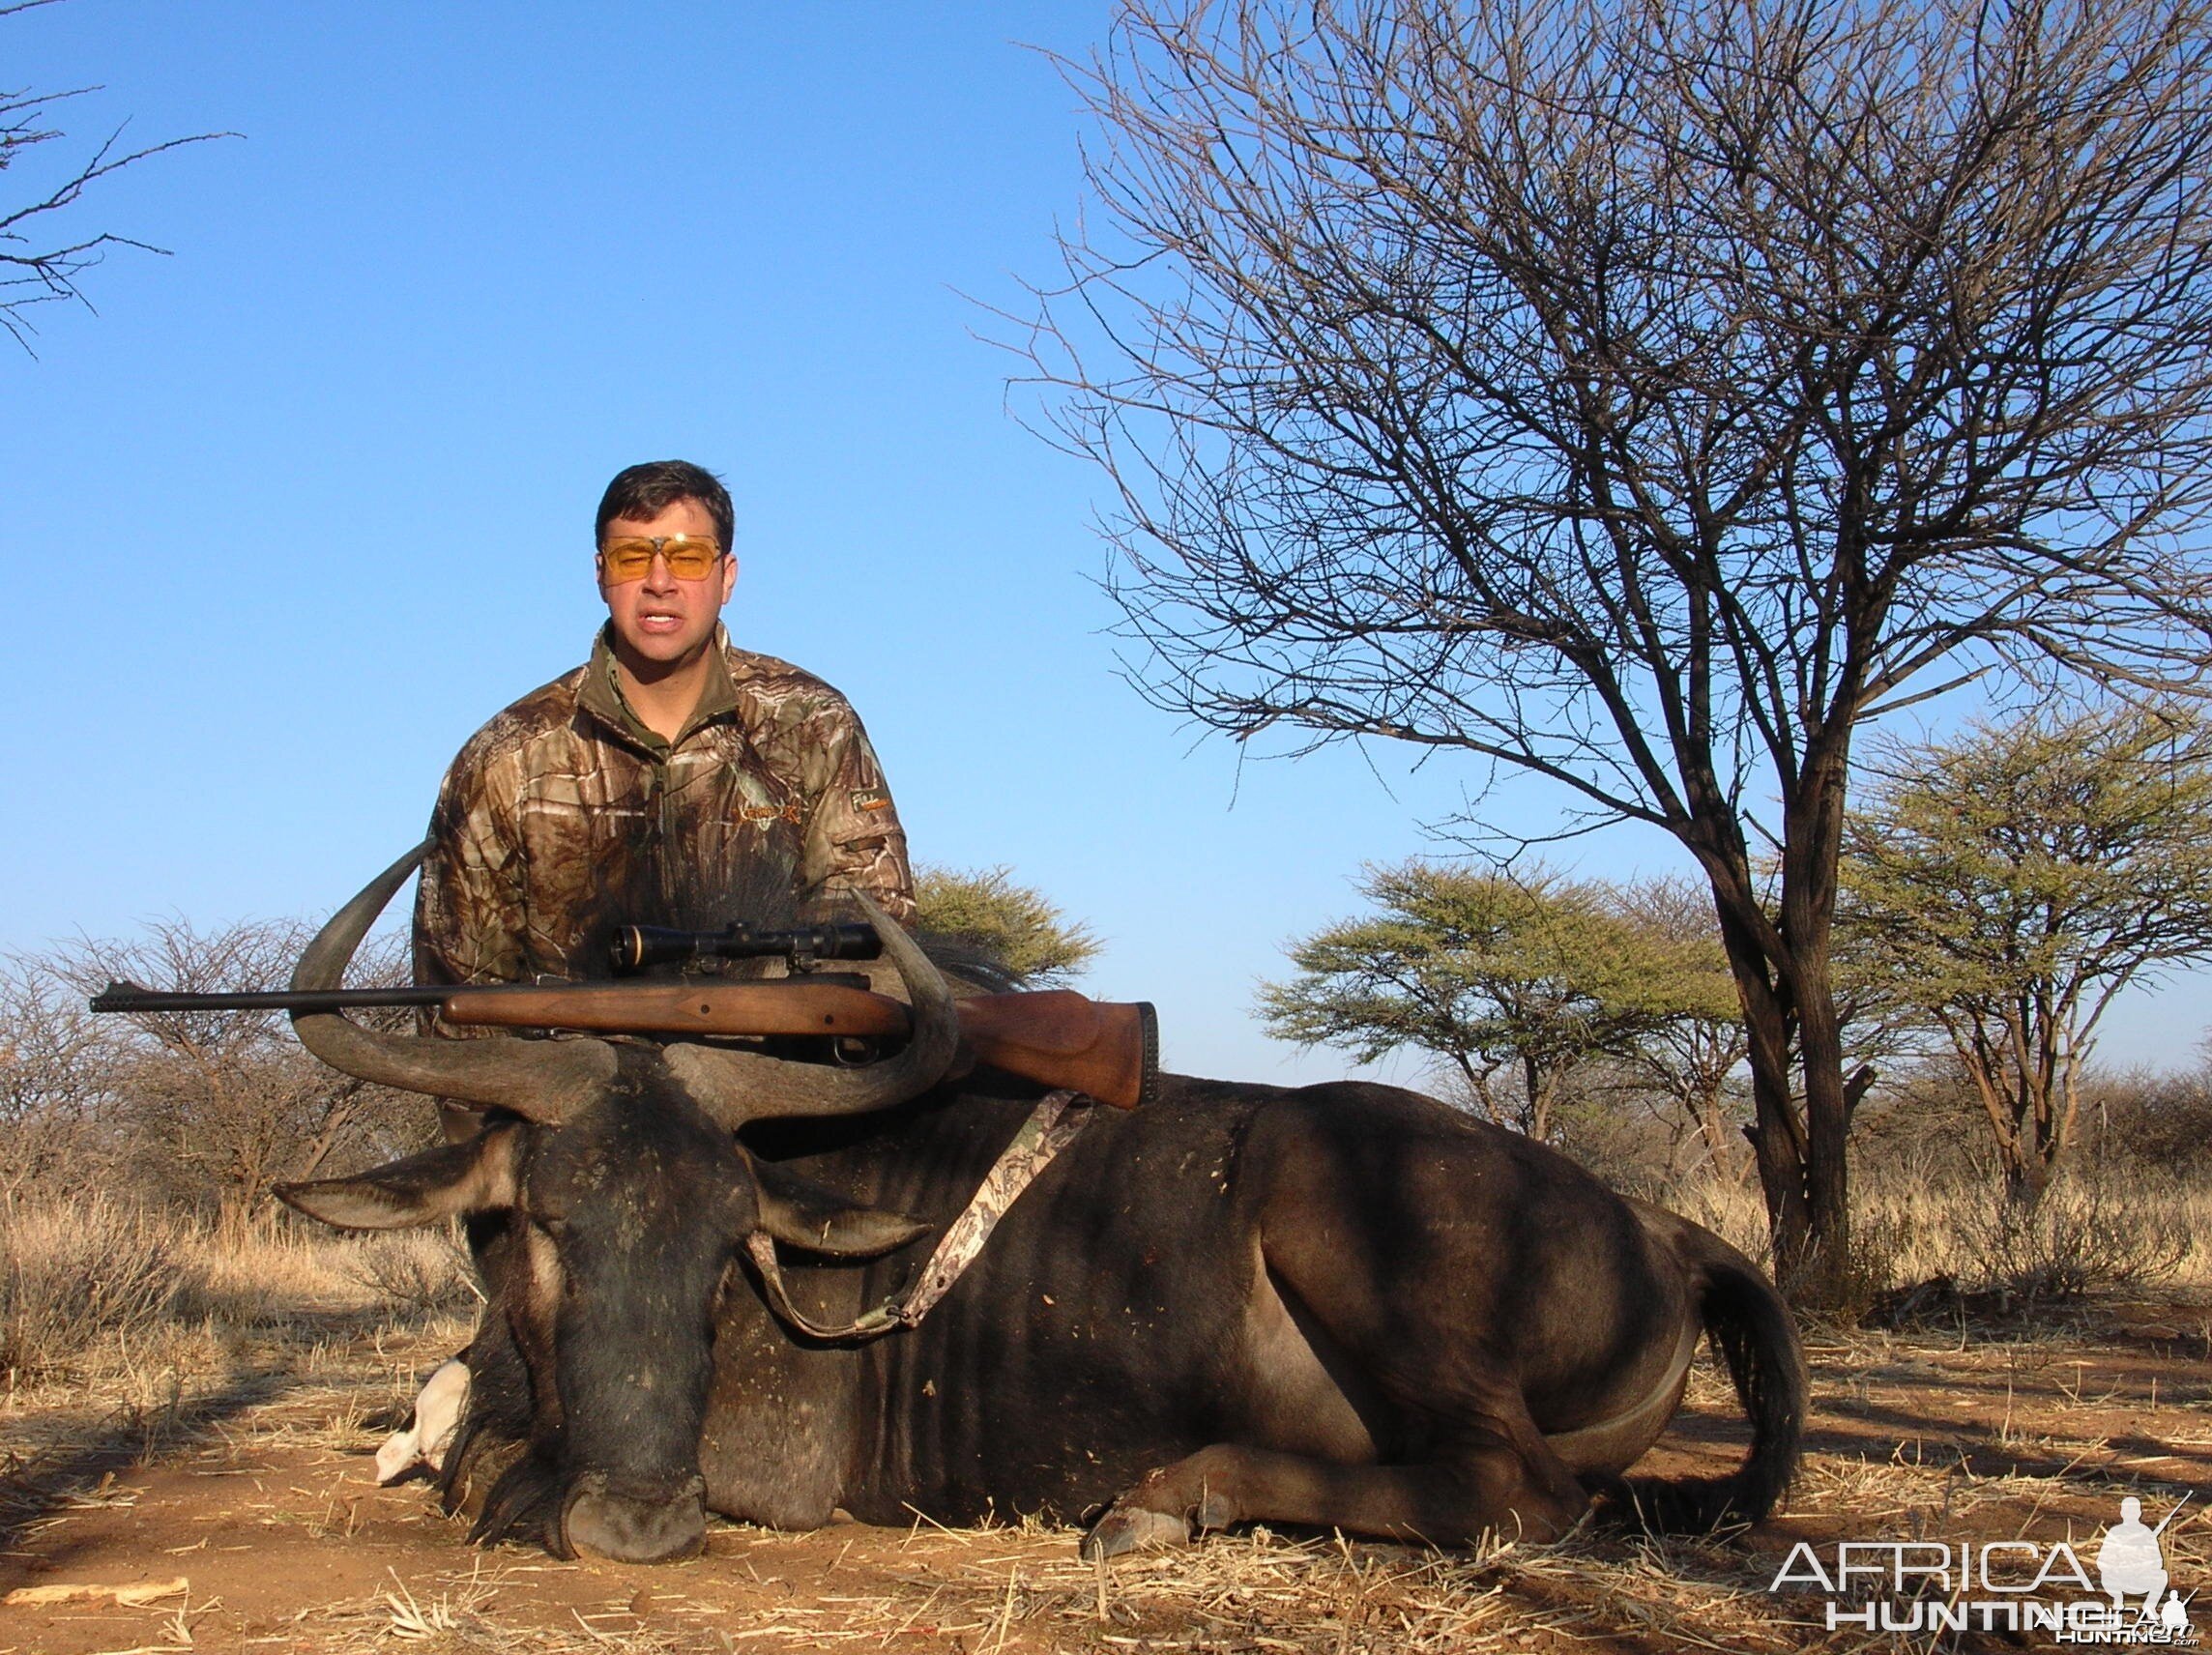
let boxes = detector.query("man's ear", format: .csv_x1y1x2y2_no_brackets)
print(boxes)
719,552,739,603
277,1122,523,1232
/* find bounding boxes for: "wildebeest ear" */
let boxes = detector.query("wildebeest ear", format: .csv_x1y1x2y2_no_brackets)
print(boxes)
753,1166,930,1259
277,1124,522,1231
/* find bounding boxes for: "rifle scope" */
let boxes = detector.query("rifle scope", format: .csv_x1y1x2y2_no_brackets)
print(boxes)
609,920,883,975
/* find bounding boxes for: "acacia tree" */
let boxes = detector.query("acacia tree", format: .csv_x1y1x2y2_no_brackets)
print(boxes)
1604,877,1752,1178
913,865,1102,986
1841,704,2212,1204
1028,0,2212,1299
1259,863,1692,1141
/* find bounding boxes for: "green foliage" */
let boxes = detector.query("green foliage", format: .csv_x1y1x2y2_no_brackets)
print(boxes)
913,866,1101,987
1258,862,1737,1140
1604,877,1755,1176
1841,703,2212,1197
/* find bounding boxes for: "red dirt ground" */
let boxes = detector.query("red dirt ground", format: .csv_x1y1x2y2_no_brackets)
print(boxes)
1,1300,2206,1654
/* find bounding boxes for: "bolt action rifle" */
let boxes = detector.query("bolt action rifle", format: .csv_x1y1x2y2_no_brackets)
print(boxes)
91,917,1159,1110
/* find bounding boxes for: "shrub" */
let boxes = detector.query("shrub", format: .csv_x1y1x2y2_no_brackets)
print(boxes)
2087,1064,2212,1176
0,1194,181,1379
913,866,1100,986
1945,1177,2196,1304
337,1229,479,1316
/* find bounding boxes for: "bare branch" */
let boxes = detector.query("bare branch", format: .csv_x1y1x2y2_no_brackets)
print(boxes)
1013,0,2212,1301
0,5,236,351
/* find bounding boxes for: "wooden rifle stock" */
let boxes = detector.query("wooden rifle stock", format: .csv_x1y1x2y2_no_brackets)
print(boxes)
945,992,1159,1112
442,982,1159,1110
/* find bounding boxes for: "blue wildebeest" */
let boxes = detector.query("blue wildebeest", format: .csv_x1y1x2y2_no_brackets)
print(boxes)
278,851,1802,1564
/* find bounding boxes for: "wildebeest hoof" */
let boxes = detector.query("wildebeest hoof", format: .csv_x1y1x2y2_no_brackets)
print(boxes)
1080,1504,1192,1559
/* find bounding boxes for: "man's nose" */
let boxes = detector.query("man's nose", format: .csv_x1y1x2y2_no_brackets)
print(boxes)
642,551,680,591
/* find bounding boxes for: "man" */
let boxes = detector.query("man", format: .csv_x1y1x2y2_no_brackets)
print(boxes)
2097,1496,2171,1617
378,460,917,1489
414,458,916,1001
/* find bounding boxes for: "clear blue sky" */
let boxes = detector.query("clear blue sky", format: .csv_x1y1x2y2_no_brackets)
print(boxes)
5,0,2205,1083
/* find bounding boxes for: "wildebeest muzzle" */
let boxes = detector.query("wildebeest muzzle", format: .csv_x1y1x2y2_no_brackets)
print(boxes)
561,1470,708,1564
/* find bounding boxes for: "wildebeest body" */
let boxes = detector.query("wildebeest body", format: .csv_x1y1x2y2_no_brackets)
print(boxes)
748,1074,1695,1530
347,1066,1792,1558
276,847,1801,1561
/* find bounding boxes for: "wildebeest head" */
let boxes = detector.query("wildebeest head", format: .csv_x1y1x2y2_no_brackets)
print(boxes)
276,847,955,1561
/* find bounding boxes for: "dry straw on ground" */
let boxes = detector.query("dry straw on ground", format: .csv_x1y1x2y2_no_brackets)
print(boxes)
0,1188,2206,1653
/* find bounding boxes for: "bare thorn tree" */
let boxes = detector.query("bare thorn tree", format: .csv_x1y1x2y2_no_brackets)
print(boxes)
1,0,233,352
0,946,119,1198
1019,0,2212,1302
62,917,418,1237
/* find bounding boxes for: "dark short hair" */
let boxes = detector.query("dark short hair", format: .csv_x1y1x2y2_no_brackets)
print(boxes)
595,460,735,553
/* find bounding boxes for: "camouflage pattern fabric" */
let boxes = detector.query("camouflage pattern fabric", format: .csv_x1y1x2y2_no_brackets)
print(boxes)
414,626,915,996
741,1090,1096,1343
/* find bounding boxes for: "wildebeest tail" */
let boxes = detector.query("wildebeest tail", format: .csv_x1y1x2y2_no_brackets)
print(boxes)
1607,1233,1805,1533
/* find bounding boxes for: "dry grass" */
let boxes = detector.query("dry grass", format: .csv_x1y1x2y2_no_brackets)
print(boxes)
0,1194,187,1381
338,1228,482,1316
184,1220,478,1319
0,1197,475,1391
259,1518,1801,1655
1888,1174,2206,1297
1660,1166,2210,1315
3,1184,2208,1652
0,1206,472,1546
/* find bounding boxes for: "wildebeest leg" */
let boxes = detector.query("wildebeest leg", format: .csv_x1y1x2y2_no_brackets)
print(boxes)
1081,1091,1699,1558
1084,1412,1589,1557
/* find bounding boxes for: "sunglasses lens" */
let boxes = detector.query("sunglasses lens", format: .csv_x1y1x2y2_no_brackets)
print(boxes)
662,539,720,578
601,537,721,581
601,537,656,580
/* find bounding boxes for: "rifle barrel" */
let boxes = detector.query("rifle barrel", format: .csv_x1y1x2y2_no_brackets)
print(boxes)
90,980,1161,1110
93,982,459,1015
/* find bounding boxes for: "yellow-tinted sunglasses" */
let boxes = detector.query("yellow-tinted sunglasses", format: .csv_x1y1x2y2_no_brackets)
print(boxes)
598,535,725,582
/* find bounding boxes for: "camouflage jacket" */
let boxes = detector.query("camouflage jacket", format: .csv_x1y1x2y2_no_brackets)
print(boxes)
413,627,915,990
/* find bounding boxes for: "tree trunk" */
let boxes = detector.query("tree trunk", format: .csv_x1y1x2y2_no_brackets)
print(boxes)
1793,957,1855,1306
290,1086,364,1184
1692,736,1859,1307
1777,739,1857,1309
216,1187,257,1249
1957,1018,2066,1209
1708,886,1815,1283
1523,1053,1556,1143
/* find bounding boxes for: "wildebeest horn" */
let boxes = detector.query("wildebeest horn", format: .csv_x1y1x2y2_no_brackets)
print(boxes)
289,842,617,1119
662,894,960,1127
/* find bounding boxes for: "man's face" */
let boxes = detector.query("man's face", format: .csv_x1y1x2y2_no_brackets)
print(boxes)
596,498,737,673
